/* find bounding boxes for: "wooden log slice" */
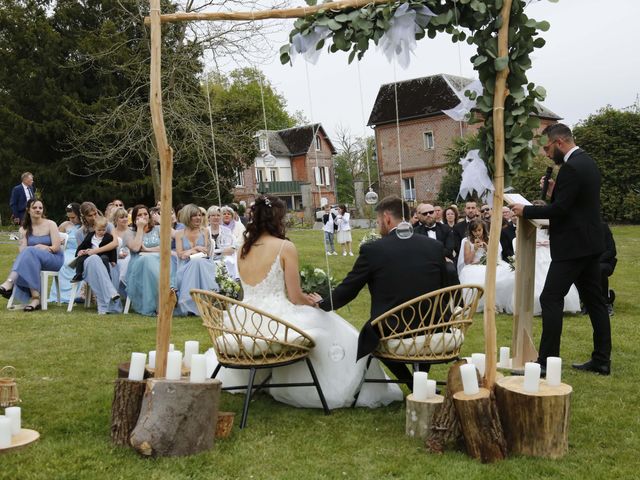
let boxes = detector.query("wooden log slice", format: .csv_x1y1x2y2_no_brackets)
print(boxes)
130,378,221,457
110,378,147,446
453,388,507,463
405,394,443,441
494,375,572,459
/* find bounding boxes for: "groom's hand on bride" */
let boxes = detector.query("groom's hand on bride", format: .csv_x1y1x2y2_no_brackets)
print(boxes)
306,292,323,307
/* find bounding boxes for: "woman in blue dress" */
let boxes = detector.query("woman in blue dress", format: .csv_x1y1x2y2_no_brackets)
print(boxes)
0,199,64,311
48,202,83,304
174,204,218,316
75,202,122,314
125,204,163,316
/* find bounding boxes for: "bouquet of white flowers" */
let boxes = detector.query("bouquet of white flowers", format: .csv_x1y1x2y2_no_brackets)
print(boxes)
299,265,338,297
215,262,241,299
359,230,381,247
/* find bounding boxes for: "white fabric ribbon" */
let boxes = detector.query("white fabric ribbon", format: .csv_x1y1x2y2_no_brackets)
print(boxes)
290,26,331,64
443,79,484,121
458,149,495,205
378,4,436,69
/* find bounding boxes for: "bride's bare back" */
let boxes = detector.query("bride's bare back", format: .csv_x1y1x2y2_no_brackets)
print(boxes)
238,234,314,306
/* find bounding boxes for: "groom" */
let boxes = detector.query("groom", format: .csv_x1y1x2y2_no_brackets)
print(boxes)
319,195,449,385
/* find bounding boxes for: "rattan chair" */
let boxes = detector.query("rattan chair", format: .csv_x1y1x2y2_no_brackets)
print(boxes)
354,284,484,404
190,289,330,428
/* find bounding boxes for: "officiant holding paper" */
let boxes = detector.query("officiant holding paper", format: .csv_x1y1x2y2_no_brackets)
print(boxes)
511,123,611,375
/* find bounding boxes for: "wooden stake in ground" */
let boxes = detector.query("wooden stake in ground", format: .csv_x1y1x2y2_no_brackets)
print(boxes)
495,376,572,458
110,378,147,446
130,378,222,457
149,0,175,378
483,0,514,390
453,388,507,463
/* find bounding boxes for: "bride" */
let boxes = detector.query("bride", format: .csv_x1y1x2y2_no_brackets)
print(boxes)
214,195,402,409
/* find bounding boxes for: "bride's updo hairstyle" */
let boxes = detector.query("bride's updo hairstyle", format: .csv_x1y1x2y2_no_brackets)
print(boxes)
241,195,286,259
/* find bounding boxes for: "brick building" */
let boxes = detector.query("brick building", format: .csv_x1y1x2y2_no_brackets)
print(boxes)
368,73,561,204
233,124,337,210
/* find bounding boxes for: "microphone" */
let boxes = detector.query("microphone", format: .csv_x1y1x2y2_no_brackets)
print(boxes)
541,166,553,199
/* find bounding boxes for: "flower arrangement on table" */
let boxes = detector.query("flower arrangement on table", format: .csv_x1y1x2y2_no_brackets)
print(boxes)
215,262,241,299
299,265,338,298
359,230,381,247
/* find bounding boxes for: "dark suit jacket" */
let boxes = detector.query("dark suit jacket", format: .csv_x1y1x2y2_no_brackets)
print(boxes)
320,232,448,359
452,219,472,257
414,223,455,259
9,183,35,221
600,222,617,270
500,222,516,261
523,148,605,261
76,232,118,264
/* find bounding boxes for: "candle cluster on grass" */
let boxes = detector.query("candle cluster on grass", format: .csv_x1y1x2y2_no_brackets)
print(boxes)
0,406,22,448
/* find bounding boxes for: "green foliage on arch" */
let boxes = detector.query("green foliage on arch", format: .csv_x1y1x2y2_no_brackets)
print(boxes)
280,0,551,183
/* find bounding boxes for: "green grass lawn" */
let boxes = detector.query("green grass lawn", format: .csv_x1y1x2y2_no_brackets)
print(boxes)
0,226,638,479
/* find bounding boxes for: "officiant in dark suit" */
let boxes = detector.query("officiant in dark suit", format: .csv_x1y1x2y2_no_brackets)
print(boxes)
319,196,449,385
9,172,35,224
511,123,611,375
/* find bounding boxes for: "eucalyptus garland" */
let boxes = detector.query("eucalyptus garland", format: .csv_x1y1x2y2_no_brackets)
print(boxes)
280,0,553,183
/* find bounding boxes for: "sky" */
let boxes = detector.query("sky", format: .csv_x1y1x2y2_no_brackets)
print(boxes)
235,0,640,143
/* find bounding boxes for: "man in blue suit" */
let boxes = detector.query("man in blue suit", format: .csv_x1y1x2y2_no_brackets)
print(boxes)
9,172,35,224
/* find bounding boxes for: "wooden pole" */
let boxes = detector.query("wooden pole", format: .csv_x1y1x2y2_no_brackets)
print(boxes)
144,0,395,25
483,0,513,389
149,0,175,378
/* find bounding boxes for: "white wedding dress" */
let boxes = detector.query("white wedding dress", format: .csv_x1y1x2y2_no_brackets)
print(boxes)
211,250,403,409
458,237,515,314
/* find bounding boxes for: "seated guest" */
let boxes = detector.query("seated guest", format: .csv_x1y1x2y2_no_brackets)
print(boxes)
444,206,459,230
111,207,132,292
434,205,444,224
414,203,458,284
49,202,83,304
500,206,517,261
221,205,245,248
174,204,218,316
126,204,164,316
452,201,479,258
0,199,64,311
76,202,122,314
72,216,118,284
457,218,514,313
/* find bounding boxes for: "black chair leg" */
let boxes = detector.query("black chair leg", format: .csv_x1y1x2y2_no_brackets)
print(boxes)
239,367,257,429
211,363,222,379
305,358,330,415
351,355,373,407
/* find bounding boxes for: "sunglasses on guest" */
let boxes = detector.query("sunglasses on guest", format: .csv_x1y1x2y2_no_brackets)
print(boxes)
419,210,435,216
481,208,491,213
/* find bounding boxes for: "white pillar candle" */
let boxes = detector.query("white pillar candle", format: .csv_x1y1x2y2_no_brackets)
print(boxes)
4,407,21,435
128,352,147,381
184,341,200,368
425,379,437,399
166,351,183,380
546,357,562,387
169,343,175,352
499,347,510,368
205,349,218,378
0,416,11,448
523,362,541,393
471,353,486,376
189,354,207,383
460,364,480,395
148,350,156,369
412,371,429,401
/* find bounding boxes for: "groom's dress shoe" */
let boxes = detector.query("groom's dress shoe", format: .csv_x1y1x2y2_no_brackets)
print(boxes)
571,360,610,376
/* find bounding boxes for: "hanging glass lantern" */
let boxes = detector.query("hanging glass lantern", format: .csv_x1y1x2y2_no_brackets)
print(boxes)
364,188,379,205
395,220,413,240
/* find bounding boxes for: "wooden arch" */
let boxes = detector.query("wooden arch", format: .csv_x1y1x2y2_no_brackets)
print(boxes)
147,0,513,387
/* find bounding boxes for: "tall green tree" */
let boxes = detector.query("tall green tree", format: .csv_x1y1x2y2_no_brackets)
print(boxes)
573,106,640,223
333,126,376,207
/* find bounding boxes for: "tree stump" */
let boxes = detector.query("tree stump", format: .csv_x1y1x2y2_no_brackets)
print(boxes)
494,375,572,458
130,378,221,457
453,388,507,463
406,393,443,441
426,360,468,453
110,378,147,446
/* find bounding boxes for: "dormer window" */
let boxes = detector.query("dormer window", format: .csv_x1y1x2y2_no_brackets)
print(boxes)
315,135,321,151
259,135,268,152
